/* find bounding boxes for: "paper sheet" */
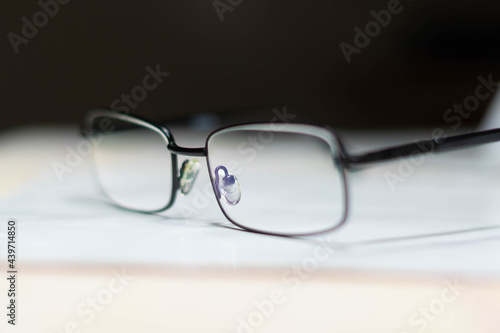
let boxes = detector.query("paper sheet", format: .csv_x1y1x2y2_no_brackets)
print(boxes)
1,126,500,278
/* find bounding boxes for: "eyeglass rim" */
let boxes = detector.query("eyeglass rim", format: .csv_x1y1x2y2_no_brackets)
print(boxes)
83,108,350,236
205,122,349,236
83,109,180,213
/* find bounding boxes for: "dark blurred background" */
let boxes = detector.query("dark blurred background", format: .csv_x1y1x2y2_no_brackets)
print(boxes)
1,0,500,131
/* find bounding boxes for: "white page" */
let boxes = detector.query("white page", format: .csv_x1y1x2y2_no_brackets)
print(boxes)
1,126,499,278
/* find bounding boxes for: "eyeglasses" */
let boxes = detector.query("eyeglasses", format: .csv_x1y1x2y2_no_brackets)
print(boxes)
82,108,500,236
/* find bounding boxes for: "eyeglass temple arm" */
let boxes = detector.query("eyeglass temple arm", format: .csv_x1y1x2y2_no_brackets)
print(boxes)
343,127,500,167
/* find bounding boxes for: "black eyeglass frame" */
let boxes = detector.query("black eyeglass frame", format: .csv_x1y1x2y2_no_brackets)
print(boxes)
82,108,500,236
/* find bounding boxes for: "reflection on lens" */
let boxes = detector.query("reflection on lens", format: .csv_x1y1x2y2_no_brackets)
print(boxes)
207,124,346,235
89,116,174,212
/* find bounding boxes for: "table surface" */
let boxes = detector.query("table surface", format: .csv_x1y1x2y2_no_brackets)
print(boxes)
1,126,500,333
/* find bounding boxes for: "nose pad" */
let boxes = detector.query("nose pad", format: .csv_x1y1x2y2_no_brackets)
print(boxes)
214,165,241,205
179,159,201,195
